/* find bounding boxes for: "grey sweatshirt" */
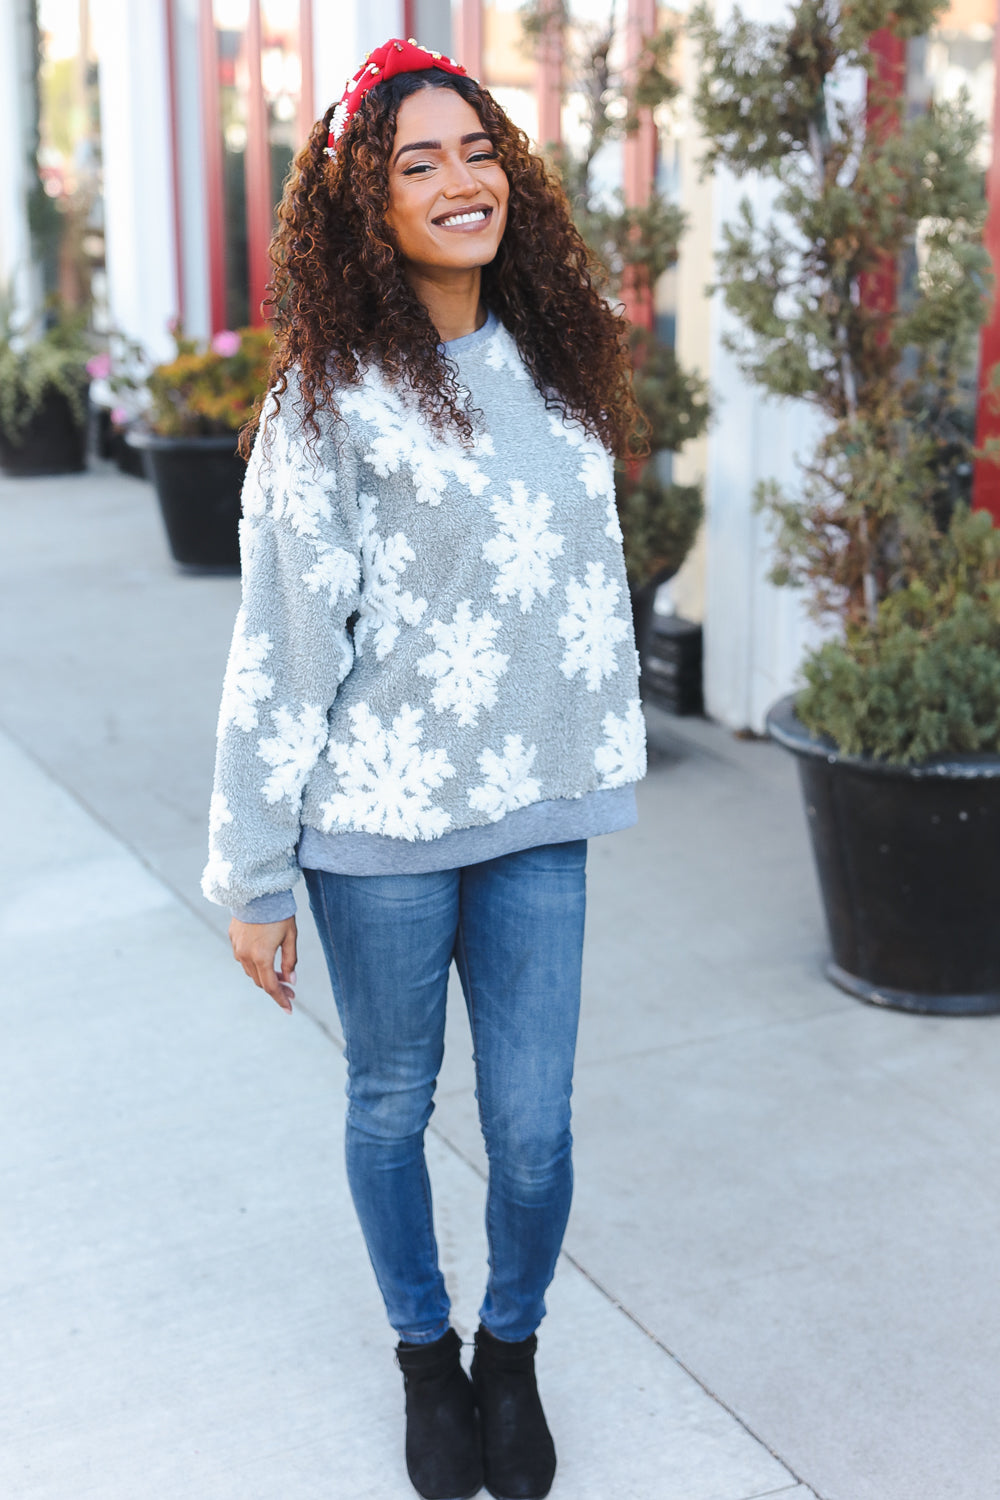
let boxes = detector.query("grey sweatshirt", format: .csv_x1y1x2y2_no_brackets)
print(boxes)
202,314,646,913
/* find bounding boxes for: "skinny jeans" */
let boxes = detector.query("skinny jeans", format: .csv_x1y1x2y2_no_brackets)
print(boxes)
304,839,587,1345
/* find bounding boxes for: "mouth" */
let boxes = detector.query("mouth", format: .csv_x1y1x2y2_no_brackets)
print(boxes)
432,206,494,231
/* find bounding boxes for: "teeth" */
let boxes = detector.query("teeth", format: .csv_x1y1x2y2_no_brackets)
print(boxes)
440,210,488,227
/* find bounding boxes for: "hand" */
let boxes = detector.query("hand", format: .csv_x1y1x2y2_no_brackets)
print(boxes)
228,916,298,1012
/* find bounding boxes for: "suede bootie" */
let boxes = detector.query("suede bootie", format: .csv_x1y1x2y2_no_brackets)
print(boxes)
470,1326,556,1500
396,1328,484,1500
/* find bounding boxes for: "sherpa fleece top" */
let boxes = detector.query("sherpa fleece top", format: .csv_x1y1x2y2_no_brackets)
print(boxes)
202,313,647,913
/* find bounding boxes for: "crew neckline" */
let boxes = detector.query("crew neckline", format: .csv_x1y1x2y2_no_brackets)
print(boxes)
441,309,498,352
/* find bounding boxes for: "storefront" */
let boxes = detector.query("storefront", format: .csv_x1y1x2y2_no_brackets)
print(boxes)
3,0,997,728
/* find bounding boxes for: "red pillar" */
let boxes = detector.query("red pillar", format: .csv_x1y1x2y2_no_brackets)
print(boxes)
622,0,657,332
972,14,1000,520
199,0,227,333
859,31,905,327
456,0,482,80
244,0,272,326
536,6,562,151
298,0,315,134
163,0,185,325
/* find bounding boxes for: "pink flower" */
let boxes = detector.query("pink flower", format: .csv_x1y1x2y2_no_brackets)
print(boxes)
111,406,129,426
86,353,112,378
211,329,242,357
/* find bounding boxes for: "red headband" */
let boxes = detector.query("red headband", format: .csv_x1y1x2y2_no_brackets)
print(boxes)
326,37,470,155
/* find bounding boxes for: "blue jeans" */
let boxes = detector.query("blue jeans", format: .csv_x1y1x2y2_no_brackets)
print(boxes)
304,840,587,1345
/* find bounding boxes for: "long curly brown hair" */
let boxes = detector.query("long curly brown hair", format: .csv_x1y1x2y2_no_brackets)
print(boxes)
240,69,642,460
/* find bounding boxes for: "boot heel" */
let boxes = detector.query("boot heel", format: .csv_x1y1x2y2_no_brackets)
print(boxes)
396,1328,484,1500
470,1326,556,1500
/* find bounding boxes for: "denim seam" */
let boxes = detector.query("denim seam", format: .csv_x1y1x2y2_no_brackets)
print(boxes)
311,868,450,1341
309,871,353,1054
455,916,502,1327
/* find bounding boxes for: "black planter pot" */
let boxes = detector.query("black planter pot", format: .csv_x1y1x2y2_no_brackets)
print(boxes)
0,390,86,476
89,404,147,478
629,568,675,663
114,431,148,479
127,430,244,573
767,694,1000,1015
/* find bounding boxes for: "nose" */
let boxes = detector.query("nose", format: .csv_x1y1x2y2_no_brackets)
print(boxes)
442,152,477,197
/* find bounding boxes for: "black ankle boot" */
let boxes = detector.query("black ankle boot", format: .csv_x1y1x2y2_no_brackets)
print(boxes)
396,1328,484,1500
470,1326,556,1500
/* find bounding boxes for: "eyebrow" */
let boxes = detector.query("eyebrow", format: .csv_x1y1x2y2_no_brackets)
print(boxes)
393,131,493,166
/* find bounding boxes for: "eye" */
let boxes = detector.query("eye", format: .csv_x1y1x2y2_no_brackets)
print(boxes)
402,161,435,176
469,149,498,163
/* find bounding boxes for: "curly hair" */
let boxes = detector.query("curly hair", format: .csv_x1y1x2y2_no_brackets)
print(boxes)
240,69,642,461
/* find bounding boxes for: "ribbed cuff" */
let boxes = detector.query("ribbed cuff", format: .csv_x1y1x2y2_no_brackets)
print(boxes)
230,888,297,923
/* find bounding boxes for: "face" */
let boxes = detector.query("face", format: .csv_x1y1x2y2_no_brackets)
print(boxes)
384,87,509,274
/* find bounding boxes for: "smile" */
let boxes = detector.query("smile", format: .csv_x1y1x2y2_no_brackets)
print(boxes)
434,207,493,229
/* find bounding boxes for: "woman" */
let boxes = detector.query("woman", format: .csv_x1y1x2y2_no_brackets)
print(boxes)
204,37,646,1500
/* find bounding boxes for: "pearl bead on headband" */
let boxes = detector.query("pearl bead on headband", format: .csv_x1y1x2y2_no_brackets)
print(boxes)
326,37,471,156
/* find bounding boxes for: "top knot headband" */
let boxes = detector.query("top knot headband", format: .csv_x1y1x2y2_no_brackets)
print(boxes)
326,37,471,155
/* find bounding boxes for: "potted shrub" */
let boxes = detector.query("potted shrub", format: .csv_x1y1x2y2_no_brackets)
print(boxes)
522,5,710,658
691,0,1000,1013
127,325,272,572
0,300,91,476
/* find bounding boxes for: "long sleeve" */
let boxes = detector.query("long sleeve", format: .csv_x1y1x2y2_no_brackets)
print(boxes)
201,381,362,908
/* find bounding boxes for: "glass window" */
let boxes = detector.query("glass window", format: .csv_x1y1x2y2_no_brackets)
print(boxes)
207,0,308,328
260,0,302,207
34,0,105,318
213,0,251,328
482,0,538,140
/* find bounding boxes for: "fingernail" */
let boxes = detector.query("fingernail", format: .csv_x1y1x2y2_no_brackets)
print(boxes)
289,971,297,985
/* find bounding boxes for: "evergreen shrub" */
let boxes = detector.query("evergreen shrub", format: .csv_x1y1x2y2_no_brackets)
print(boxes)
0,300,91,445
523,3,710,589
799,508,1000,761
690,0,1000,761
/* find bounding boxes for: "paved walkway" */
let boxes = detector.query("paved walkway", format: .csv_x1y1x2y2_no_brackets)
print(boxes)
3,466,1000,1500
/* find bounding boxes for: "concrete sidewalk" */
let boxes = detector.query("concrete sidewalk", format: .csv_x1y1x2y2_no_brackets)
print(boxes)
3,466,1000,1500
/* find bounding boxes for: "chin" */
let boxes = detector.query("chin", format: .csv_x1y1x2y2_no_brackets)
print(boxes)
440,244,502,271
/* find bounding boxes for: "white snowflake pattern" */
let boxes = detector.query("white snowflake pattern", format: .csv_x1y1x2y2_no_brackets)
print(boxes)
238,517,264,568
201,848,233,897
594,699,647,787
217,608,275,734
203,793,235,899
321,703,455,839
244,392,355,617
302,544,360,610
557,562,627,692
484,325,529,382
353,502,428,659
547,413,621,541
266,405,336,538
240,440,269,519
208,792,233,835
482,481,565,613
257,704,329,805
468,735,541,821
340,371,493,506
417,601,510,727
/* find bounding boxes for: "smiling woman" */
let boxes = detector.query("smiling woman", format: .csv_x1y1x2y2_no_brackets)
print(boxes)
205,36,646,1500
239,47,640,456
383,89,510,339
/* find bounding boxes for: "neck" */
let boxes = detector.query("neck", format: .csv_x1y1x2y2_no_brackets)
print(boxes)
405,265,485,343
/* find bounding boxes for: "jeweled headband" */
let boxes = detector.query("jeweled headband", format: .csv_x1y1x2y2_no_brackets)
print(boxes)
326,37,471,156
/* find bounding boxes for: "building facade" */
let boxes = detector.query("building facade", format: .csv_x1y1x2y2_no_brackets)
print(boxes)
2,0,998,729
